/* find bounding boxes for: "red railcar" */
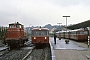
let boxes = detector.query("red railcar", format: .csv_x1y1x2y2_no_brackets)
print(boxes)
56,29,89,41
64,31,71,39
3,22,28,47
70,29,88,41
56,31,60,38
31,27,49,44
61,31,65,38
56,31,65,38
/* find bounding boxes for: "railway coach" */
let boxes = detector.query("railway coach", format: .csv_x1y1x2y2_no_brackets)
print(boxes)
31,27,49,45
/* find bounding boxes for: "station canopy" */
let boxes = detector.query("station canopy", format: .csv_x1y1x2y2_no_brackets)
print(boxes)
67,20,90,30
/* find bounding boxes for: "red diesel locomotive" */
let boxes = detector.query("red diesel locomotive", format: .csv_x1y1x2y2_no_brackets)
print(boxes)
3,22,28,47
31,27,49,45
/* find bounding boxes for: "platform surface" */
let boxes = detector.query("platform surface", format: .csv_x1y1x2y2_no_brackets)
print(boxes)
50,37,90,60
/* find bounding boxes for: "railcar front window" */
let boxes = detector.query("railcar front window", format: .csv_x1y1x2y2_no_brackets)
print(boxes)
9,25,14,28
16,25,21,28
32,30,49,36
84,31,88,35
79,31,83,34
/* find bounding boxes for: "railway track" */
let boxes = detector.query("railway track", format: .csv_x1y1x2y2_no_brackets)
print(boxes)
0,45,34,60
0,44,51,60
22,47,34,60
26,44,52,60
30,48,45,60
0,46,10,57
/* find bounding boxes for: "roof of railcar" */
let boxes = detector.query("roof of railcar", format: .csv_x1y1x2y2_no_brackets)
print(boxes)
56,30,66,33
56,29,84,33
32,28,49,31
69,29,85,32
9,22,22,25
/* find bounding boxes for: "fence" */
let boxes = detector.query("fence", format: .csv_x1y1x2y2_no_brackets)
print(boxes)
0,26,7,40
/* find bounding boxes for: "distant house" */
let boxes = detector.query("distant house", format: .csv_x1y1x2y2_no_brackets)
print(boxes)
50,28,56,33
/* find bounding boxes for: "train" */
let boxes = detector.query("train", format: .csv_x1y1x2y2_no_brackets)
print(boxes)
3,22,28,47
31,27,49,45
56,29,89,41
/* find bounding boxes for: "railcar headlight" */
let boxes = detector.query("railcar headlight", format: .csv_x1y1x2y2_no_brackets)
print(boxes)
45,37,47,39
34,37,36,39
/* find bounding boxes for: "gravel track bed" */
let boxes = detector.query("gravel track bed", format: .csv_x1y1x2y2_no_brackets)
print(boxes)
0,48,31,60
27,44,52,60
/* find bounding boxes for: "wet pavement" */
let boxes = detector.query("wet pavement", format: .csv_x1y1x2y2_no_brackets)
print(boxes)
50,37,87,50
50,37,90,60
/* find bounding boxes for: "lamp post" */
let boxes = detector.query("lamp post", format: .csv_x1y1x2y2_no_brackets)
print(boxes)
88,26,90,48
63,16,70,44
57,23,62,40
62,16,70,30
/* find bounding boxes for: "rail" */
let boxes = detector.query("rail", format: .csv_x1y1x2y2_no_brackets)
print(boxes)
22,46,35,60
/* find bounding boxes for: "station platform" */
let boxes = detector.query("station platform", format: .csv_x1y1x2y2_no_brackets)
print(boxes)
50,37,90,60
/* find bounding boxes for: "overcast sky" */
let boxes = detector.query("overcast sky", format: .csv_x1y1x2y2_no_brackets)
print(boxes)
0,0,90,27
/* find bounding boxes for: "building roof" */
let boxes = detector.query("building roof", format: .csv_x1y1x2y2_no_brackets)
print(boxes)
67,20,90,30
32,28,49,31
